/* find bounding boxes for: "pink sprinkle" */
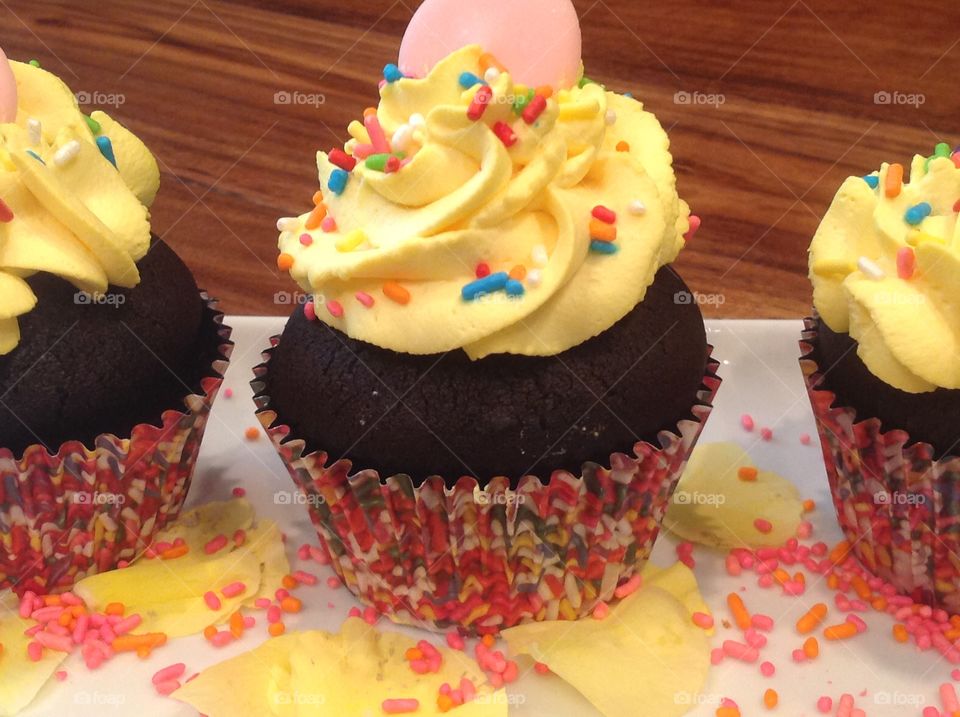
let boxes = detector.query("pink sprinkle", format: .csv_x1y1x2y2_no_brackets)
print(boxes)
310,546,331,565
19,591,36,618
740,414,755,432
941,682,960,712
224,388,234,398
321,216,337,232
751,614,774,631
303,300,317,321
210,631,233,648
754,518,773,534
897,246,916,279
817,696,833,713
35,631,73,653
800,432,812,445
267,605,282,624
592,601,610,620
725,554,742,576
923,707,941,717
348,606,362,618
55,670,67,681
760,427,773,441
60,592,82,606
155,679,181,696
534,662,550,675
792,648,807,663
846,614,868,633
760,661,775,677
684,214,701,241
710,648,724,665
275,588,289,601
382,698,419,714
446,631,465,650
27,641,43,662
722,640,759,663
952,669,960,681
355,291,375,308
254,598,272,609
363,606,379,625
234,529,247,547
113,614,142,635
691,611,714,630
243,616,256,629
327,576,342,590
153,663,187,685
797,521,813,539
203,591,222,611
744,628,767,649
326,299,344,318
364,114,390,154
292,570,318,586
614,574,642,599
221,582,246,599
204,534,228,555
299,233,313,246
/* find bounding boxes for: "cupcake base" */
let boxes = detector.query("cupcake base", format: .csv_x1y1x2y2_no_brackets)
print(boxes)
254,337,720,633
0,295,233,596
801,315,960,613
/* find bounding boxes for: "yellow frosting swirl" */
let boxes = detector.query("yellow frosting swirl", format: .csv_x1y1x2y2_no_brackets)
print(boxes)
278,46,690,359
0,60,160,355
810,153,960,393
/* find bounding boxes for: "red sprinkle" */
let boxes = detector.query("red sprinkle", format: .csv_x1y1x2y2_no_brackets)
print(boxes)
897,246,916,280
592,205,616,224
522,94,547,124
492,121,518,147
760,427,773,441
0,198,12,223
329,148,357,171
467,86,493,120
475,262,491,278
326,300,344,318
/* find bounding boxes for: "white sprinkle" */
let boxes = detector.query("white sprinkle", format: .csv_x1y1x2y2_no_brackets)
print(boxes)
483,67,500,84
531,244,548,267
276,217,298,232
628,200,647,215
53,140,81,166
527,269,543,288
27,118,41,145
409,113,426,128
605,110,617,125
858,256,886,280
392,124,413,153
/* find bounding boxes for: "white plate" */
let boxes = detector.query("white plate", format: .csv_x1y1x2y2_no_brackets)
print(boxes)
19,319,945,716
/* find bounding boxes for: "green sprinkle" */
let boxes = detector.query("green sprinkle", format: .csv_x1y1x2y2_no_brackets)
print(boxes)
513,89,535,115
83,115,102,135
579,75,597,88
365,153,391,171
28,59,40,68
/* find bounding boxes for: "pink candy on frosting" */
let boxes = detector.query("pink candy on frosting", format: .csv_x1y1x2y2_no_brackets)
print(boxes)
398,0,582,89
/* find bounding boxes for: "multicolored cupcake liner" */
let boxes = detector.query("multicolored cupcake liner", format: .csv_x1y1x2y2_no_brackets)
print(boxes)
0,295,233,596
253,334,721,633
800,315,960,612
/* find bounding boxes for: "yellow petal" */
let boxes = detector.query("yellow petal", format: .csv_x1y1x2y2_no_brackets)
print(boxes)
90,111,160,208
9,61,88,143
0,318,19,355
0,271,36,319
664,442,803,548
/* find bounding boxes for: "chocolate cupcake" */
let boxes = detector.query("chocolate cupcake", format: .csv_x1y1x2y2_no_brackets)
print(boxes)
0,53,232,595
801,143,960,610
254,41,719,632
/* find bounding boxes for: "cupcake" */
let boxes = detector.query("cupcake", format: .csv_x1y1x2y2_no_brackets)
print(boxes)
802,142,960,610
0,51,232,595
254,5,718,632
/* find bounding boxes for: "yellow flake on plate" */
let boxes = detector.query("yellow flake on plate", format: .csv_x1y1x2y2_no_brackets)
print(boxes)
74,500,289,638
174,617,507,716
664,441,804,548
501,563,709,717
0,591,67,717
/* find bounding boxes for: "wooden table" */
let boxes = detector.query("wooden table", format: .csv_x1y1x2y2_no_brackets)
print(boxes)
1,0,956,318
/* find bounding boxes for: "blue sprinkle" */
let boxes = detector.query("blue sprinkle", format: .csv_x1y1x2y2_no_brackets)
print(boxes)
904,202,932,226
589,240,618,255
25,149,45,165
504,279,525,296
383,63,404,83
624,92,634,98
328,168,349,195
462,272,508,301
95,136,117,168
458,72,485,89
862,175,879,189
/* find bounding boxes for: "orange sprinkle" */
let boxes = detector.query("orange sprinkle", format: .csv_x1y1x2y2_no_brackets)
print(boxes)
282,575,298,590
737,466,758,482
203,625,217,641
44,595,62,607
405,647,424,661
829,540,852,565
827,574,840,590
823,622,858,640
244,426,260,441
727,593,751,631
229,611,245,639
871,596,887,611
885,162,904,198
383,281,411,305
112,633,167,653
850,575,871,600
803,636,819,659
892,624,909,643
716,707,741,717
796,603,828,634
772,569,791,585
509,265,527,281
280,596,302,614
160,544,189,560
70,605,87,618
305,204,327,231
437,693,456,712
802,499,816,513
616,140,630,152
268,622,286,637
589,218,617,243
105,603,125,616
312,190,324,206
535,85,554,99
481,634,496,648
363,106,378,118
277,253,295,272
764,688,778,709
479,52,506,73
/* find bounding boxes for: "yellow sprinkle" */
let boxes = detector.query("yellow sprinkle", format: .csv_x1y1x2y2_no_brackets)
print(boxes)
907,229,945,246
346,120,371,144
558,99,601,121
336,229,367,252
811,258,856,277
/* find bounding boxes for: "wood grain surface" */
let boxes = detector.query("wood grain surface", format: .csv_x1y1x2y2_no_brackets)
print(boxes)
1,0,957,318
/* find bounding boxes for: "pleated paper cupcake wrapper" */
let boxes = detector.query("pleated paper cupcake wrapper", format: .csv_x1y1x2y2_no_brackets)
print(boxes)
801,316,960,612
253,334,721,633
0,295,233,596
